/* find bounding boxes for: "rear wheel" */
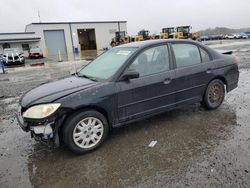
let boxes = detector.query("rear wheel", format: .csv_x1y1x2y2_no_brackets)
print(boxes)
62,110,109,154
203,79,225,110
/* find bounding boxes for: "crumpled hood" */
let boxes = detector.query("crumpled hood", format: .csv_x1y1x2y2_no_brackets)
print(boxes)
20,75,99,108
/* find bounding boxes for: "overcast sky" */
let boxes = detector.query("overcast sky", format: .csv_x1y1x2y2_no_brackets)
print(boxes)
0,0,249,34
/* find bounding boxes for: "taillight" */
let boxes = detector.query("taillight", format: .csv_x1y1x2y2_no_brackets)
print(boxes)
233,55,240,64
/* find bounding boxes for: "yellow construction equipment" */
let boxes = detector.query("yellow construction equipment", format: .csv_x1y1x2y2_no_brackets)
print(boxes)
170,26,198,40
138,30,152,40
110,31,131,47
161,27,175,39
110,26,198,47
150,27,174,40
130,30,152,42
150,34,160,40
131,35,143,42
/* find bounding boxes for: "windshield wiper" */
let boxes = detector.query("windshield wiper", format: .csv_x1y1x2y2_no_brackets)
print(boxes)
76,73,98,81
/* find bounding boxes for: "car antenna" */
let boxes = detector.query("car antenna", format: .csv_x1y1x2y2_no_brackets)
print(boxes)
74,59,77,76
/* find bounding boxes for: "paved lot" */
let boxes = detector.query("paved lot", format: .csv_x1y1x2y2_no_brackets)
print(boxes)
0,40,250,187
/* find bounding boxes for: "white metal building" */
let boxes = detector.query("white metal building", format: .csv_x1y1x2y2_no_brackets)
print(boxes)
0,21,127,59
0,32,40,57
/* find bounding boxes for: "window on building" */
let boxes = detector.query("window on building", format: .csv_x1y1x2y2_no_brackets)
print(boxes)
22,44,30,51
172,43,201,68
2,43,10,49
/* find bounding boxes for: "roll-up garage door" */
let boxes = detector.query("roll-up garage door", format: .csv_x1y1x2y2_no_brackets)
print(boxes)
44,30,67,59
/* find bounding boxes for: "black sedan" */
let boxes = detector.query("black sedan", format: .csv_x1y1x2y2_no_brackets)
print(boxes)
17,39,239,154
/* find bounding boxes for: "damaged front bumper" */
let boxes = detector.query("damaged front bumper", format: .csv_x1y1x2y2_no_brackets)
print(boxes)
16,105,63,147
30,123,53,139
30,123,56,146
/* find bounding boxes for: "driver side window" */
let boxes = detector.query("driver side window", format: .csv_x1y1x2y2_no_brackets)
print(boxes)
128,45,169,77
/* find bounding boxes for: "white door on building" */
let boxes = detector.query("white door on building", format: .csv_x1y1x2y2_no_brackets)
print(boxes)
44,30,67,59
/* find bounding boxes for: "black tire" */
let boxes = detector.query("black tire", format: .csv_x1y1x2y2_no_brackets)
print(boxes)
111,42,116,47
203,79,225,110
62,110,109,154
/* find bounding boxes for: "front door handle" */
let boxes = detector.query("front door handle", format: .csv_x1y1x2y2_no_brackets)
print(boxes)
206,69,212,74
163,78,171,84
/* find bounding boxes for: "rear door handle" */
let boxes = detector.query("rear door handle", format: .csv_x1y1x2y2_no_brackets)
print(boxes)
206,69,212,74
163,78,171,84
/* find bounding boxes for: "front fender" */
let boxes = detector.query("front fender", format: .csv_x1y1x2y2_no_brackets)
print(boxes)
56,82,118,126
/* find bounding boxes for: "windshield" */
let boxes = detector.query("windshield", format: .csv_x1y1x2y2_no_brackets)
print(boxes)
4,48,20,54
30,48,40,52
78,47,137,80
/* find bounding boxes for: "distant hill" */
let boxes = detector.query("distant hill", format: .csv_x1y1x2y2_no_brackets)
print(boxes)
197,27,250,36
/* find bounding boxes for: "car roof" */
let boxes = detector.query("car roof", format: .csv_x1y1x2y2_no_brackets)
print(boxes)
115,39,222,60
116,39,200,49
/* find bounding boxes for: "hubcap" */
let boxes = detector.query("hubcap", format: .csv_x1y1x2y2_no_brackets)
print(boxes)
208,83,223,104
73,117,104,149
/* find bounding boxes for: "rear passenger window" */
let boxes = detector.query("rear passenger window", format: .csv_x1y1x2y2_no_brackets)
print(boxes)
200,48,211,63
172,43,201,68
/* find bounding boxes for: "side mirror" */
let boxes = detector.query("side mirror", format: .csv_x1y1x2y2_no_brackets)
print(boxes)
120,70,139,81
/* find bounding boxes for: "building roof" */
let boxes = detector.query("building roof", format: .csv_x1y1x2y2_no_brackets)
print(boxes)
0,38,41,44
28,21,127,25
0,32,35,35
0,32,40,44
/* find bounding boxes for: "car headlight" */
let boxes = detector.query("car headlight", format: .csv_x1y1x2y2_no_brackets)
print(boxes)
23,103,61,119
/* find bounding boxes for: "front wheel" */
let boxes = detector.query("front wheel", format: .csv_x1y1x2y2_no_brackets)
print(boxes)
110,42,116,47
203,79,225,110
62,110,109,154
